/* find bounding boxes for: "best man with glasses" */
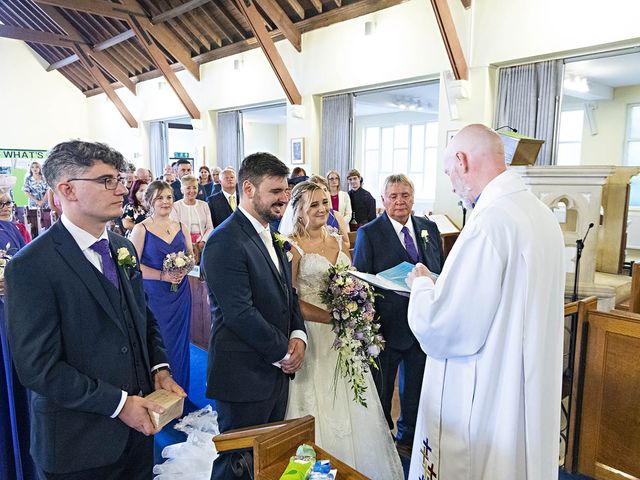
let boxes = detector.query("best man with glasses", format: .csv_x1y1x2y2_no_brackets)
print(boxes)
5,140,186,480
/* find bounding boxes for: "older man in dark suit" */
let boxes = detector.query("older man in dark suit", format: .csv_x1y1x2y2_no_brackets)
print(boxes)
207,167,237,228
5,140,186,479
353,173,444,455
202,152,306,480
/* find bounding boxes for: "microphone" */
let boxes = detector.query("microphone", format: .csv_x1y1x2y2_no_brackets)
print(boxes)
582,222,595,244
496,126,518,133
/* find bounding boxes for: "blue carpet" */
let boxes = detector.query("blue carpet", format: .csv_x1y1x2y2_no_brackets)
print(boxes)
154,344,215,464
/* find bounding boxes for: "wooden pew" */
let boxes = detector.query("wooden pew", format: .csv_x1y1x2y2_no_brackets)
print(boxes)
570,307,640,479
615,262,640,313
212,416,368,479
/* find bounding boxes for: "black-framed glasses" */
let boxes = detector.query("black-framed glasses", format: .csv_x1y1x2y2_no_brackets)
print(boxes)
0,201,13,208
67,175,127,190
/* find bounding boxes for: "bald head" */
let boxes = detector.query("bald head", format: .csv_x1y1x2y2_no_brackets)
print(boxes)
444,124,507,207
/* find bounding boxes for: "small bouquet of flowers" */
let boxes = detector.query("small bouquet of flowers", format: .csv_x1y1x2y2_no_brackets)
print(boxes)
0,242,12,282
321,263,385,407
162,251,195,292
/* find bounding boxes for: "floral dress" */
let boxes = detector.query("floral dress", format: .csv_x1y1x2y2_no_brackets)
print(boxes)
22,176,49,209
122,204,147,236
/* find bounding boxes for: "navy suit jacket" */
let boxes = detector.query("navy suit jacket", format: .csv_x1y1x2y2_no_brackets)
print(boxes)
202,209,305,402
353,213,444,349
207,191,233,228
4,221,168,473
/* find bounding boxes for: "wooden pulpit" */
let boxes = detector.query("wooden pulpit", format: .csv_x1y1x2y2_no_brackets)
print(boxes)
212,415,369,479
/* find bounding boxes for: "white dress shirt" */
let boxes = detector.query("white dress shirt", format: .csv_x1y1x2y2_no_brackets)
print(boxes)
237,206,307,366
388,215,418,252
60,215,169,418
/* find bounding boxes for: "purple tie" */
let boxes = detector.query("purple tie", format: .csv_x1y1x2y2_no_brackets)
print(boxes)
401,226,419,263
90,239,119,289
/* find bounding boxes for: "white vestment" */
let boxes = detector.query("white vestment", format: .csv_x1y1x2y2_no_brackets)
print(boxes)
407,170,565,480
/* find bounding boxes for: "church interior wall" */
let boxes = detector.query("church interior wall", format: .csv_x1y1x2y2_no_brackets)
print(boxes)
2,0,640,222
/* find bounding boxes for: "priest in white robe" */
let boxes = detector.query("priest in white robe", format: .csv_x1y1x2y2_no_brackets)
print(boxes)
406,124,565,480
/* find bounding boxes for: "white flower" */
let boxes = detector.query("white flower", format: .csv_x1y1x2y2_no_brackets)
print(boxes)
117,247,129,261
174,257,186,268
421,229,430,245
286,251,293,262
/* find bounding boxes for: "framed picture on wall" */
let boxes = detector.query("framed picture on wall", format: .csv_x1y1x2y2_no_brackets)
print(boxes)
291,137,305,165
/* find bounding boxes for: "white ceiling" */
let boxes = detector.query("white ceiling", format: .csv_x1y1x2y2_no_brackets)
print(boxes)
355,82,440,116
565,52,640,88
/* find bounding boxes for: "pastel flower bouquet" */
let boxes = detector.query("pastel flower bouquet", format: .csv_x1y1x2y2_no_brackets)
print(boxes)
162,251,195,292
321,263,385,407
0,242,13,282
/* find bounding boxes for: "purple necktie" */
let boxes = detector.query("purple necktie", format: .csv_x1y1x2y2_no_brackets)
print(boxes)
401,226,419,263
90,239,119,289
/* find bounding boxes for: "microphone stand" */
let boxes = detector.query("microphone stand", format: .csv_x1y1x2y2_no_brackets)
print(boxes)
572,223,594,302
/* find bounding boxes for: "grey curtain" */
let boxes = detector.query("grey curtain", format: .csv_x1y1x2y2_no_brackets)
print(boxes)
148,120,169,178
217,110,244,171
320,93,354,183
495,60,563,165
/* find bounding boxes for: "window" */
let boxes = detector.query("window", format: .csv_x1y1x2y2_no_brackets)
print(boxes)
556,109,585,166
625,104,640,166
362,121,439,201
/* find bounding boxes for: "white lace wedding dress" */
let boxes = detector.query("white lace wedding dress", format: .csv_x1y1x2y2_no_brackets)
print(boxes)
285,234,403,480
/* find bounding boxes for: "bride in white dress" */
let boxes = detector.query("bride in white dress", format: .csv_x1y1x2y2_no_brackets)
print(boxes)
284,181,403,480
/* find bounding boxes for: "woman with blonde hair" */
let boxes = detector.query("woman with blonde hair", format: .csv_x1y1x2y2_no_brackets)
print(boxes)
326,169,352,220
130,180,193,392
170,174,213,261
284,181,403,479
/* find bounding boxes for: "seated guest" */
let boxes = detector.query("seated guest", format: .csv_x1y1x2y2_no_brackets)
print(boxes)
0,191,35,480
21,161,48,209
6,141,184,479
171,175,213,261
0,194,31,244
130,181,193,393
327,169,352,221
347,168,376,227
207,168,238,228
171,159,192,201
197,166,214,200
121,179,149,236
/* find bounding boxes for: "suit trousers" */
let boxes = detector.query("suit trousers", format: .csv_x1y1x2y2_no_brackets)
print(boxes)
373,339,426,445
39,429,153,480
210,372,288,480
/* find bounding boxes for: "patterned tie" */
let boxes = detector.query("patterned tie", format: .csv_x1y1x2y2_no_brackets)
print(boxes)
228,194,236,211
90,239,119,289
401,226,420,263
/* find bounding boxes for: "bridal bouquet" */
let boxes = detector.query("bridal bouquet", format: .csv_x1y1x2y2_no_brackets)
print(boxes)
321,263,385,407
0,242,13,282
162,251,195,292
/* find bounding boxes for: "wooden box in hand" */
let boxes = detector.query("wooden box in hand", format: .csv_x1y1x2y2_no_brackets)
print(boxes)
145,389,184,430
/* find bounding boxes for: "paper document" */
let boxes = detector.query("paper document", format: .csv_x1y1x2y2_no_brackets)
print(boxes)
349,262,413,294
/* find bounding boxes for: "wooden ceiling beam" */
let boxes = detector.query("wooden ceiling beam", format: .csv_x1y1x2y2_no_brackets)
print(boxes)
254,0,301,52
75,45,138,127
35,0,146,21
38,4,138,94
430,0,468,80
199,6,233,44
333,0,342,7
0,24,87,47
127,15,201,119
235,0,301,105
208,1,247,40
309,0,322,14
282,0,305,20
151,0,212,24
142,20,201,79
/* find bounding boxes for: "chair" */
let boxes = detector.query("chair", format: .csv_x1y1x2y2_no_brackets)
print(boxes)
615,262,640,313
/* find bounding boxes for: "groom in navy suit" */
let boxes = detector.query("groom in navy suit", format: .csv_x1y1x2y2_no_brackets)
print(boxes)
353,174,444,454
202,152,306,480
5,140,186,479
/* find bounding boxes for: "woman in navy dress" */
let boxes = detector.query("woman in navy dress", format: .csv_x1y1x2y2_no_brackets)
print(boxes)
130,181,193,392
0,192,37,480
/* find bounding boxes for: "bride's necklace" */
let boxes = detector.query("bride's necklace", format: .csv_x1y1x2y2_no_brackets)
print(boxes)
152,216,172,236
